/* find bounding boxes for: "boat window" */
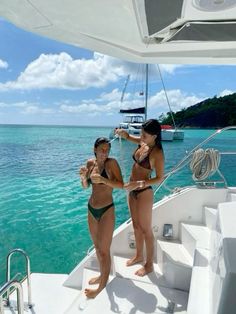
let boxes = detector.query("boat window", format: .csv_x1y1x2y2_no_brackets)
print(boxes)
131,116,144,123
168,22,236,41
143,0,183,35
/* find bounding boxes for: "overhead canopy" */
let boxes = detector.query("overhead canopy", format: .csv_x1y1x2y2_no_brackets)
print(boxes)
1,0,236,64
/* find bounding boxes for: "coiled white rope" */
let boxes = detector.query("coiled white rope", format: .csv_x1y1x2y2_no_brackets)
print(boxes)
190,148,221,181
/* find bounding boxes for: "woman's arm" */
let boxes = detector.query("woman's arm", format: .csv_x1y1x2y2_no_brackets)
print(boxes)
143,149,165,187
106,158,124,188
91,158,123,188
115,129,140,144
79,160,93,189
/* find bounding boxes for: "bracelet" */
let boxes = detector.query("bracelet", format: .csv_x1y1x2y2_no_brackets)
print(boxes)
137,180,145,188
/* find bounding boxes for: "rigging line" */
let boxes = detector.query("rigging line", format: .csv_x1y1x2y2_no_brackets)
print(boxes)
156,64,176,130
118,136,127,181
120,75,130,103
109,135,127,180
132,64,140,102
145,64,148,121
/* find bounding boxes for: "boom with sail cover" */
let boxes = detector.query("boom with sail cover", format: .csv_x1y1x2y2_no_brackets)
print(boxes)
120,107,145,114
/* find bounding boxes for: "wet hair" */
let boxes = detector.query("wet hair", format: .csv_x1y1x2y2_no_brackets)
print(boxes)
142,119,163,150
94,137,111,156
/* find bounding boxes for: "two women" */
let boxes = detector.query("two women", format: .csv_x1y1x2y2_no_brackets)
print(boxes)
80,118,164,299
79,137,123,298
116,119,164,276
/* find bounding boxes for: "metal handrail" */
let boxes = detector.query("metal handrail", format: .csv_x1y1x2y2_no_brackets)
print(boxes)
155,126,236,195
87,245,95,256
6,248,33,308
0,280,24,314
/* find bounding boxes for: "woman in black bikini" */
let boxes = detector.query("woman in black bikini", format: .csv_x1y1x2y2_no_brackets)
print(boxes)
116,119,164,276
79,137,123,298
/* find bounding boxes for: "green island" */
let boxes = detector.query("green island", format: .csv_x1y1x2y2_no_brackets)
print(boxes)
160,93,236,128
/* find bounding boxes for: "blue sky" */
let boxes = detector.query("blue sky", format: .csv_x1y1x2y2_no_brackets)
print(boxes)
0,18,235,126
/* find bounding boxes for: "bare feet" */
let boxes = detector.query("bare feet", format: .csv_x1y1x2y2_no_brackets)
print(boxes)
84,288,101,299
135,264,153,277
126,256,143,266
88,276,101,285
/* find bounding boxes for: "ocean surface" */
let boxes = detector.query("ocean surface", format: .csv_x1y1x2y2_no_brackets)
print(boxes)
0,125,235,285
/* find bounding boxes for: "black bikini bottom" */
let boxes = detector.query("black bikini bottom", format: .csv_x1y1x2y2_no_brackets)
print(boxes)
88,202,114,221
129,186,152,199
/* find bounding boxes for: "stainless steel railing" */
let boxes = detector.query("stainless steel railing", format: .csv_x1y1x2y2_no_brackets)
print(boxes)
0,280,24,314
154,126,236,195
87,245,95,256
6,248,33,308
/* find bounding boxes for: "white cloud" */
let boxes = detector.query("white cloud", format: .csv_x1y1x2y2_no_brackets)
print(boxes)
148,89,205,113
0,53,183,91
0,89,205,125
0,101,29,108
0,59,8,69
22,106,54,115
0,101,54,115
158,64,183,74
59,88,204,119
0,53,126,91
99,88,121,102
218,89,235,97
0,102,8,108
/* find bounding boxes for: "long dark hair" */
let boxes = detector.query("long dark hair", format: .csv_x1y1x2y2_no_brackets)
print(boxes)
94,137,111,156
142,119,163,150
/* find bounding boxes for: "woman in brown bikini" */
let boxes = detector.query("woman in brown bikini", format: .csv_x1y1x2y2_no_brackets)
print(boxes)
116,119,164,276
79,137,123,298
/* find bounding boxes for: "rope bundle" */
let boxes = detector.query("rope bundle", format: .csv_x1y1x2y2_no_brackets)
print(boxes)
190,148,221,181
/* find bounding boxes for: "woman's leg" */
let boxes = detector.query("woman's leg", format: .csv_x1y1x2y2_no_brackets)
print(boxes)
126,194,144,266
87,212,101,285
85,207,115,298
135,189,154,276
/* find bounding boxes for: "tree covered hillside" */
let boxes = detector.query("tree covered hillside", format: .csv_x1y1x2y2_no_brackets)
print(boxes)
161,93,236,128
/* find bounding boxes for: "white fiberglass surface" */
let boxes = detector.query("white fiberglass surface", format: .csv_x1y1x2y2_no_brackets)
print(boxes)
193,0,236,11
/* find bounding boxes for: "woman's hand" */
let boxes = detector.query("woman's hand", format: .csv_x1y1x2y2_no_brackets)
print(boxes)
123,180,145,192
115,128,129,140
79,166,88,179
90,173,104,184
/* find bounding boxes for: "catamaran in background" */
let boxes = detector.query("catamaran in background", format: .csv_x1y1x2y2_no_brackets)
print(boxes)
109,64,184,142
0,1,236,313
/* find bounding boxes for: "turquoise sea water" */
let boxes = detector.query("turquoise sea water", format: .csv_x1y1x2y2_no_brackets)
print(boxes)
0,125,235,285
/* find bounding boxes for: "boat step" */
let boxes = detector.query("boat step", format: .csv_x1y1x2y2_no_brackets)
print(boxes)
181,223,210,259
203,206,217,229
79,276,188,314
157,239,192,291
4,273,79,314
228,193,236,202
113,255,168,288
187,248,210,314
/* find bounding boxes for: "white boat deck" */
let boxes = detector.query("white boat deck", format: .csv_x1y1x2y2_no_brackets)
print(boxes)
2,189,236,314
4,273,79,314
79,276,188,314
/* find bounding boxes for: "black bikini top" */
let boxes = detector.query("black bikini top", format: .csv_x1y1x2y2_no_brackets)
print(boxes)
132,145,153,170
100,168,109,179
87,161,108,184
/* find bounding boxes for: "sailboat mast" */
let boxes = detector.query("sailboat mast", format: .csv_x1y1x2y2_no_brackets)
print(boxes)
145,64,148,121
